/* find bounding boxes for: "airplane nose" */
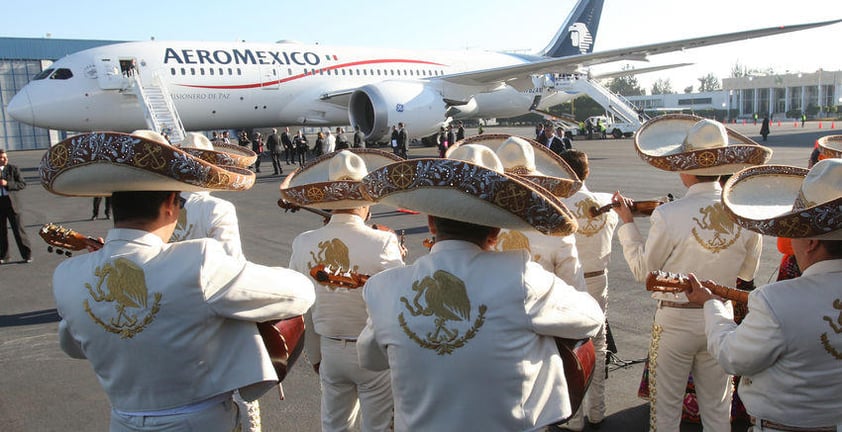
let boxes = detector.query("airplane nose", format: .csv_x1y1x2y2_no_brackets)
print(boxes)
7,88,35,125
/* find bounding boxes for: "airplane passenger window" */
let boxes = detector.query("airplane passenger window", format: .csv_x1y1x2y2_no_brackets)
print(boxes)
200,68,205,75
170,68,176,76
51,69,73,80
229,68,234,75
237,68,242,75
191,68,196,75
219,68,223,75
181,68,186,75
209,68,214,75
33,69,54,80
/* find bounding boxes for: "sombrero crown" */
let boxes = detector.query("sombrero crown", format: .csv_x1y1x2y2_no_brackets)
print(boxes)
722,158,842,239
40,131,255,196
179,132,257,169
447,134,582,197
361,145,578,236
635,114,772,175
280,148,403,210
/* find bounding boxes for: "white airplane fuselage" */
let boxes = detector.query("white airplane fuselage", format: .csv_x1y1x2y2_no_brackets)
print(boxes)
10,41,568,138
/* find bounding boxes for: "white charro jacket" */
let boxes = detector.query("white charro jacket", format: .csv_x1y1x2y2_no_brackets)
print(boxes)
704,259,842,428
358,240,603,431
288,213,404,364
495,229,586,292
561,185,619,275
617,181,762,302
54,229,315,411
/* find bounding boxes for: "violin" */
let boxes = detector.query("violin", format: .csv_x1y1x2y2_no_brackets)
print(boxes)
589,193,674,218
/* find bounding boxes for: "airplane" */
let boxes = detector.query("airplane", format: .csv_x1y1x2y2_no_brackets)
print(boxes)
7,0,841,143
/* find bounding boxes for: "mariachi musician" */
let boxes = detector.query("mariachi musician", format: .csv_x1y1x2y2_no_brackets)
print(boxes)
43,131,314,431
356,145,603,430
282,148,406,432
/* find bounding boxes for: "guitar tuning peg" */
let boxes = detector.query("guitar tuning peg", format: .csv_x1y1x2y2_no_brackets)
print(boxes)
47,246,54,253
55,248,65,255
65,251,72,257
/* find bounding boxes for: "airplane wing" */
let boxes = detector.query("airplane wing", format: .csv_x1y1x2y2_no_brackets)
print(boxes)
438,19,842,86
590,63,693,80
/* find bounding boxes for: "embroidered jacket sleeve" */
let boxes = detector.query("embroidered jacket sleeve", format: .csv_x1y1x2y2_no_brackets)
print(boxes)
524,261,603,340
703,293,785,376
617,210,677,282
202,240,315,321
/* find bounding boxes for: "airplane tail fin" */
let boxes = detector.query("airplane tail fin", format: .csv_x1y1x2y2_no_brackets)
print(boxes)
538,0,604,58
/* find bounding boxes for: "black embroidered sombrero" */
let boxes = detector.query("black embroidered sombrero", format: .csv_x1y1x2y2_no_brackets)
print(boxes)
635,114,772,175
362,145,578,236
722,159,842,239
280,148,404,209
447,134,582,198
40,131,255,197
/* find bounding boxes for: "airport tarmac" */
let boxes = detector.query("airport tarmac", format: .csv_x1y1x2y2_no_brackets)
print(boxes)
0,121,831,431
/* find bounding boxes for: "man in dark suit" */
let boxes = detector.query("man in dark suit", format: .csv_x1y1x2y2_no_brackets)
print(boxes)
266,128,283,175
352,125,366,148
0,150,32,264
397,122,408,158
281,127,294,165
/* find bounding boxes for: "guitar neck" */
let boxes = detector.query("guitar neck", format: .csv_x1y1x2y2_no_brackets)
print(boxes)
646,271,750,304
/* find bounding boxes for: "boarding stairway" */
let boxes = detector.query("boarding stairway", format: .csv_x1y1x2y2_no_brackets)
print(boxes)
130,73,186,145
553,75,648,133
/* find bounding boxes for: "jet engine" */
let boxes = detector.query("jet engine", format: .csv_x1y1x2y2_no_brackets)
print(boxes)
349,81,446,143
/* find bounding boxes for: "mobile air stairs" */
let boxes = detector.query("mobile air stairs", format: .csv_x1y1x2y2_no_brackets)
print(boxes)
129,73,187,145
550,74,649,138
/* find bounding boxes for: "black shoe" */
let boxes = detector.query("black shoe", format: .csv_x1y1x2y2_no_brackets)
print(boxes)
90,215,97,220
256,169,261,173
105,215,110,220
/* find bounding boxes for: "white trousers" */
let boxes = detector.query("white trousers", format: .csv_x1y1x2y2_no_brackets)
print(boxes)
649,306,732,432
110,398,240,432
319,337,393,432
566,272,608,430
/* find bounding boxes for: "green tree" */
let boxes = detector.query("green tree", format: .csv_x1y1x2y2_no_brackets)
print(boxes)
683,85,694,94
605,66,644,96
651,78,674,95
697,73,720,92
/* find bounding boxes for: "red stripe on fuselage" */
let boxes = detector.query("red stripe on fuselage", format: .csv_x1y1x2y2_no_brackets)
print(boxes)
178,58,447,90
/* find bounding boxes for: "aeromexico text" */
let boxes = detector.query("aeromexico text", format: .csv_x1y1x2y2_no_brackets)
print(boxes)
164,48,325,67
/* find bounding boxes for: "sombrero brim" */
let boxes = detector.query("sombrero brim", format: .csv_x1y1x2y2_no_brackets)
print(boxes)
636,114,772,175
40,132,255,197
818,135,842,159
280,148,404,210
722,164,842,239
361,158,578,236
447,134,582,197
182,143,257,169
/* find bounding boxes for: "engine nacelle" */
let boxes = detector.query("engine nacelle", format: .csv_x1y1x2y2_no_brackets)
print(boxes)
349,81,446,142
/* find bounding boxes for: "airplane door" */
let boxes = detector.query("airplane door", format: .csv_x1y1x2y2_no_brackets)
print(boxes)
260,65,280,90
96,58,126,90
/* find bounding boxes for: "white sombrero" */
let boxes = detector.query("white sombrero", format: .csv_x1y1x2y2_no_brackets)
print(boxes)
447,134,582,198
40,132,255,197
279,148,403,209
179,132,258,169
817,135,842,160
722,158,842,239
361,145,578,236
635,114,772,175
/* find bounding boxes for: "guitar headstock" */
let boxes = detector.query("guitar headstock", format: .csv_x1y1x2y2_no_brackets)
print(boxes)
277,199,301,213
39,223,91,257
645,270,689,293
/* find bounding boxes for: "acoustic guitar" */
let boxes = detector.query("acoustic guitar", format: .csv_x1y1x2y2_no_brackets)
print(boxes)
645,270,751,304
39,223,305,384
311,264,596,416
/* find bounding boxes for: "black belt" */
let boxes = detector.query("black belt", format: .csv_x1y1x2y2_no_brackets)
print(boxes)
658,300,703,309
324,336,357,343
584,269,606,278
750,417,836,432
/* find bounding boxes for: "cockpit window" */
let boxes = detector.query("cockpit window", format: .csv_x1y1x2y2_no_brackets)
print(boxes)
50,68,73,80
32,68,54,80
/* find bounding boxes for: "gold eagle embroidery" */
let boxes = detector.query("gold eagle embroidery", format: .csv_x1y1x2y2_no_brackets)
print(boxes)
398,270,487,355
84,257,161,339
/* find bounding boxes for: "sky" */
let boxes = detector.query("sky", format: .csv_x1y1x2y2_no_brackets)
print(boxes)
5,0,842,93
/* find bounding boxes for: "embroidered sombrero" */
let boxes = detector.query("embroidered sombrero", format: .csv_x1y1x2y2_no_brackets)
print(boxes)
722,158,842,239
447,134,582,198
279,148,403,209
817,135,842,160
361,144,578,236
180,132,258,169
40,131,255,197
635,114,772,175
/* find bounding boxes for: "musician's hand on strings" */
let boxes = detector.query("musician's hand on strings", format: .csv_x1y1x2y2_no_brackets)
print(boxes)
611,191,634,224
85,237,105,252
685,273,715,306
